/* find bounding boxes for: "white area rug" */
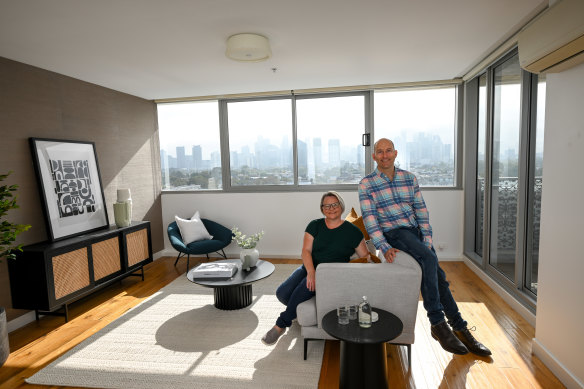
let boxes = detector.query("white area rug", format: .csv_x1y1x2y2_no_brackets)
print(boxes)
27,264,323,389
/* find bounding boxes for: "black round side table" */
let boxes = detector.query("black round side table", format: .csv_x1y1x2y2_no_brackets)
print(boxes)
322,308,403,389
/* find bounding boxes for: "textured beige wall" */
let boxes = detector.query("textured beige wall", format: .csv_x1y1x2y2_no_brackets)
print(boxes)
0,57,163,321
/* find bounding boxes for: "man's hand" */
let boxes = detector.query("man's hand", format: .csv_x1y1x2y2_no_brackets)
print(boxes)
384,248,400,263
306,271,316,291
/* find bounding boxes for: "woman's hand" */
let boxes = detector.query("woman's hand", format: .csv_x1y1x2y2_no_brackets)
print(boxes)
354,239,369,258
301,232,317,291
306,271,316,292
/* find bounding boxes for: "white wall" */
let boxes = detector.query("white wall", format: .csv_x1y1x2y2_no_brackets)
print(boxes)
161,189,464,260
533,63,584,389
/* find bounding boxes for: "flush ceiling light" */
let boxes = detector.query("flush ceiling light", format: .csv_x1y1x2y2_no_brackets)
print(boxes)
226,33,271,62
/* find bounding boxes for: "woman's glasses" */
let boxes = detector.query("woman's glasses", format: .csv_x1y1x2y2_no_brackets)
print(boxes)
321,202,340,210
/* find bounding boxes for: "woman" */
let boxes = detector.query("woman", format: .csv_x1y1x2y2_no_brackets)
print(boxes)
262,191,370,345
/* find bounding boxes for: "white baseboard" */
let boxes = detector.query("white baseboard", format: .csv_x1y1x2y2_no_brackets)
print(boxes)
7,311,36,333
437,256,462,261
152,249,169,260
532,338,584,389
158,249,303,260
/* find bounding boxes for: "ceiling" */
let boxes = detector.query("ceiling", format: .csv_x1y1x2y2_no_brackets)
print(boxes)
0,0,546,101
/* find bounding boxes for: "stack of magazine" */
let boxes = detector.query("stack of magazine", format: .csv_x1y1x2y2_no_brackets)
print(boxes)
191,262,238,280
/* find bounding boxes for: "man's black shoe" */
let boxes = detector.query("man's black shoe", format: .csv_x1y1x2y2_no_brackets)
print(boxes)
454,326,492,356
431,321,469,355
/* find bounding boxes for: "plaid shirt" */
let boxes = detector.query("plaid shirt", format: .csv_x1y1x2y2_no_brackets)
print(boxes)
358,167,433,255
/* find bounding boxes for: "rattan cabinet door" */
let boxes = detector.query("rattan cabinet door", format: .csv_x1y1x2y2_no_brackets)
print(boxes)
92,236,122,281
51,248,91,300
126,228,149,267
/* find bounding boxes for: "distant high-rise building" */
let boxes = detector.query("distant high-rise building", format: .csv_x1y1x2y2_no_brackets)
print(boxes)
255,136,271,169
167,155,177,169
356,145,364,167
160,150,170,188
240,145,253,168
160,149,167,170
230,151,239,169
281,136,291,168
328,139,340,166
313,138,322,172
192,145,202,171
444,144,452,162
298,140,308,179
176,146,186,169
328,139,341,181
211,151,221,168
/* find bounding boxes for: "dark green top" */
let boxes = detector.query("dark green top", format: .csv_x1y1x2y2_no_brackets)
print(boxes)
305,218,364,267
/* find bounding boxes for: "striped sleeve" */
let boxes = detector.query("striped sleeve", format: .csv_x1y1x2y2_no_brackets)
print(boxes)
358,177,392,255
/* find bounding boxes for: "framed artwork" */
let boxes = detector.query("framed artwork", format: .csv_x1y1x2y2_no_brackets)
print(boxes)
29,138,109,241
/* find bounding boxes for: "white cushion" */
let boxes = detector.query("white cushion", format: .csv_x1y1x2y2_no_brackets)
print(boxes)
175,211,213,244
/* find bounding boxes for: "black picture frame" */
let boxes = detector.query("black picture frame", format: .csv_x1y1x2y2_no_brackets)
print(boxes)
29,137,109,241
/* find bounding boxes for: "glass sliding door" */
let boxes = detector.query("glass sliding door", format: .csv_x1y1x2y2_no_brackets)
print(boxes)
463,48,546,308
525,75,546,295
474,74,487,259
489,53,522,282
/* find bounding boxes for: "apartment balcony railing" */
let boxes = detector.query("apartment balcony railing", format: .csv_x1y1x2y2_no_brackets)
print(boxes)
477,176,542,252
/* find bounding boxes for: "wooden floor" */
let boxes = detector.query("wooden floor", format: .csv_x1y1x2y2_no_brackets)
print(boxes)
0,257,564,389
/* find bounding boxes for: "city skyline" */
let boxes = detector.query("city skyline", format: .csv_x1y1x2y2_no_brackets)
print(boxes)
160,132,456,188
161,132,455,170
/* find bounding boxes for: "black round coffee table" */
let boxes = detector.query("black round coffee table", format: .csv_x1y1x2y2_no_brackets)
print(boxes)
187,259,275,310
322,308,403,389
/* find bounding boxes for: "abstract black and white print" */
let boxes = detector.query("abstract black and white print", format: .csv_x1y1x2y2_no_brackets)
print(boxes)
50,159,96,218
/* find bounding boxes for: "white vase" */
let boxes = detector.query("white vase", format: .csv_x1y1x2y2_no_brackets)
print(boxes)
113,201,132,227
114,188,132,228
239,248,259,271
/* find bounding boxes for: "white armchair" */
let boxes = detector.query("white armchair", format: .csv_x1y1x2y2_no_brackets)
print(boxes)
296,251,422,367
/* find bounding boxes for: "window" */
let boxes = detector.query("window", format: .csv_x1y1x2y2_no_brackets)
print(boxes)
296,94,366,185
157,85,460,191
226,98,293,186
158,101,222,190
463,49,545,307
374,86,457,186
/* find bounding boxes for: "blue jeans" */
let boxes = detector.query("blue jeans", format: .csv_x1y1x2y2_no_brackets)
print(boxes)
275,265,315,329
384,227,467,330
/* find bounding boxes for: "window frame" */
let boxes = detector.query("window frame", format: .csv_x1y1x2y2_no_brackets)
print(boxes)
220,95,295,192
158,84,462,193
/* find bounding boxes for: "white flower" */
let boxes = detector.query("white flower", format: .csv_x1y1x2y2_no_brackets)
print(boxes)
231,227,264,249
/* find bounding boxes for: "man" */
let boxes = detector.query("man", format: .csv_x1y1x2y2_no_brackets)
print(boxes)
358,138,491,356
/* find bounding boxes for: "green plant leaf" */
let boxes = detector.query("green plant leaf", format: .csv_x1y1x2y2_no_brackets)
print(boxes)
0,171,31,262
